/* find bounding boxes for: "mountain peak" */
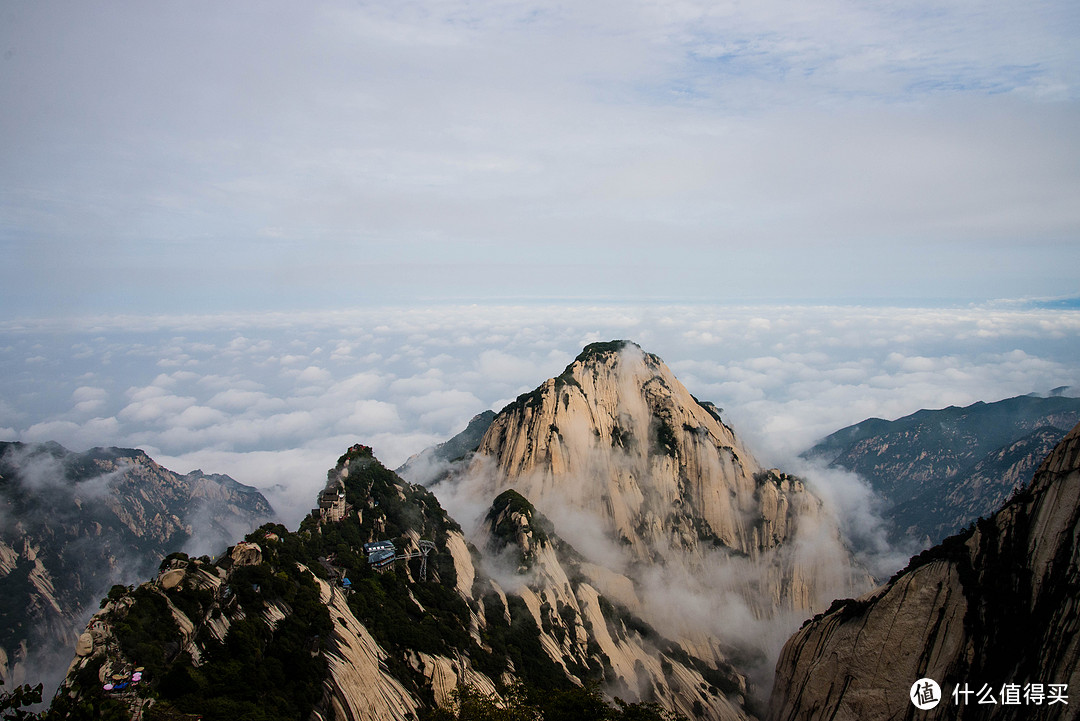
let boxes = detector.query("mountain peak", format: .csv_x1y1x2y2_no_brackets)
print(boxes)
483,340,737,493
470,340,852,590
443,342,869,705
561,339,665,378
570,339,652,364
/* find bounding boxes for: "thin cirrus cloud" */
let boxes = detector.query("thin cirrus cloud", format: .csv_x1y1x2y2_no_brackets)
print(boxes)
0,1,1078,314
0,303,1077,526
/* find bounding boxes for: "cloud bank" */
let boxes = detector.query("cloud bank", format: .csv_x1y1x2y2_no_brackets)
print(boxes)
1,303,1078,526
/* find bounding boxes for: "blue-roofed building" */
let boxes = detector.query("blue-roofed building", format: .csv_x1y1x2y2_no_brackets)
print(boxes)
368,548,396,570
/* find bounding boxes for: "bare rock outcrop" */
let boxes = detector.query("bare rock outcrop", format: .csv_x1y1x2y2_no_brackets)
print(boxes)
479,488,752,720
312,577,422,721
229,541,262,567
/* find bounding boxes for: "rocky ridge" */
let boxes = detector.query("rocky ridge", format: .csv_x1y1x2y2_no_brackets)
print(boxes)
52,444,746,720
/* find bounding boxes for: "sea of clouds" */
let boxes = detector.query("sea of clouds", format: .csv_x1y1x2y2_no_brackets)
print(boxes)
2,302,1078,529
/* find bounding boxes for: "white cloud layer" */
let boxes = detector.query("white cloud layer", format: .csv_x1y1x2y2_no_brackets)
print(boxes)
1,303,1078,528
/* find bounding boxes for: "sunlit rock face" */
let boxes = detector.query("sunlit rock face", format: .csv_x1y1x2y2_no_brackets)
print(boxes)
456,341,868,697
477,488,753,721
471,342,857,603
768,421,1080,721
477,342,768,559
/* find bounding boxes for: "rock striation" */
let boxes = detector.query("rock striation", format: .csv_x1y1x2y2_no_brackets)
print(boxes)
768,421,1080,721
474,342,773,560
478,488,751,720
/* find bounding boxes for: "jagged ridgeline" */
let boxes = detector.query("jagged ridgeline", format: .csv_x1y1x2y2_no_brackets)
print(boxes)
51,444,713,721
52,444,461,719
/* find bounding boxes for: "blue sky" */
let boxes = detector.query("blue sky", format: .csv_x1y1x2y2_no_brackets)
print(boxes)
2,0,1078,315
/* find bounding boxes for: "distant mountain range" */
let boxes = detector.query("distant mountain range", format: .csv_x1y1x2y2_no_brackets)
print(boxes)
803,393,1080,547
0,441,275,692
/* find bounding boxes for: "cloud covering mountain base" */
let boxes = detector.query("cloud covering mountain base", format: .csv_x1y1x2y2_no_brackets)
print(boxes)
1,303,1077,530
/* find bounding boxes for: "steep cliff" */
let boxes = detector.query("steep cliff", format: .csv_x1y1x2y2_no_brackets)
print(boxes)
768,421,1080,721
0,441,275,691
474,341,772,561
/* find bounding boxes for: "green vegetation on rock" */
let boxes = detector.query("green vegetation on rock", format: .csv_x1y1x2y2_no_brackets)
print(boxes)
422,682,687,721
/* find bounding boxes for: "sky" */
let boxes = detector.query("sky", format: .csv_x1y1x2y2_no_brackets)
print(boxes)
1,3,1079,525
1,0,1078,314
